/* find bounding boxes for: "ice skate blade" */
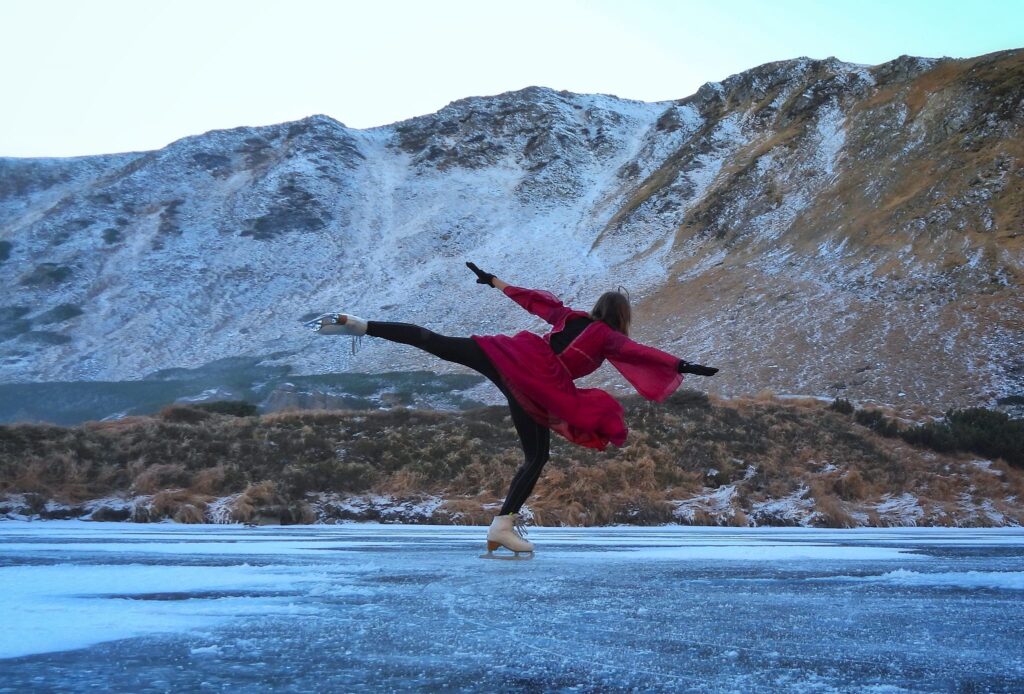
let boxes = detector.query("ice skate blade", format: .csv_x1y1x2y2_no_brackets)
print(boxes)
304,314,360,336
314,323,354,335
303,314,335,331
478,550,534,561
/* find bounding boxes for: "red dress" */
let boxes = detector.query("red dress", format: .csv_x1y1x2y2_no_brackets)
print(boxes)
472,285,684,450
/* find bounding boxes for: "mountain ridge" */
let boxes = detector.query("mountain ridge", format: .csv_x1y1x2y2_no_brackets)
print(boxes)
0,49,1021,417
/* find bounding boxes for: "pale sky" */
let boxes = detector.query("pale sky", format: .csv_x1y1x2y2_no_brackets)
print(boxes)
2,0,1021,157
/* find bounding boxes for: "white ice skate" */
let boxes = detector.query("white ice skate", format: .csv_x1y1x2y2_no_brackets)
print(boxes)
480,513,534,560
304,313,368,336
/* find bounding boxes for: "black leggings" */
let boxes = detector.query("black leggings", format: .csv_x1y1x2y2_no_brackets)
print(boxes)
365,321,550,515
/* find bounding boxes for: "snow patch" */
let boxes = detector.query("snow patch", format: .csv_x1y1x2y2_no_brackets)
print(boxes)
875,493,924,526
814,102,847,178
970,459,999,475
307,492,446,523
672,485,737,522
0,562,327,659
826,569,1024,591
750,487,818,526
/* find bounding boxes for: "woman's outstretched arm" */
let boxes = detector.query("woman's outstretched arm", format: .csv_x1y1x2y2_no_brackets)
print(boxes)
500,284,575,325
466,262,508,290
603,328,718,401
603,329,685,402
465,261,573,325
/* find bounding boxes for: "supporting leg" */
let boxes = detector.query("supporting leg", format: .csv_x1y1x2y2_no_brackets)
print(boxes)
366,321,550,552
499,397,551,516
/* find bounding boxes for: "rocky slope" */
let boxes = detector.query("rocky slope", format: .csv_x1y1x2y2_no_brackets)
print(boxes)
0,49,1021,415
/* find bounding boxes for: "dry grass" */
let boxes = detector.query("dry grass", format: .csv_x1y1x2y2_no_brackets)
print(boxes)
132,463,192,495
1,390,1021,526
441,496,497,526
143,489,212,523
810,482,858,528
229,481,282,523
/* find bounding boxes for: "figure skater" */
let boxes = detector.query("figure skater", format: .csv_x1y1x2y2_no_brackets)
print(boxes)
307,262,718,556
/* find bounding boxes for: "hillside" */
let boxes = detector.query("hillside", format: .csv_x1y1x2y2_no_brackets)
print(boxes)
0,49,1021,419
2,393,1021,527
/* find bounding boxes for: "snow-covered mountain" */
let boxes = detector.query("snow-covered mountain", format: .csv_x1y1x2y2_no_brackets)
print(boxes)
1,49,1021,412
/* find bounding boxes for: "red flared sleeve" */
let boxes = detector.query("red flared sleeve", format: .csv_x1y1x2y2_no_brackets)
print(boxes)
603,330,684,402
502,285,575,326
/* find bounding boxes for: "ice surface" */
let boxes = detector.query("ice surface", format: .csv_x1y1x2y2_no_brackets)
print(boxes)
1,522,1023,691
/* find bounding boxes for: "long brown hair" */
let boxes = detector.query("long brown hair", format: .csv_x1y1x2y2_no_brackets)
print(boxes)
590,290,631,336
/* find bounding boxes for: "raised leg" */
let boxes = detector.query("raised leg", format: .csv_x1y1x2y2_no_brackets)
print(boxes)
365,321,501,378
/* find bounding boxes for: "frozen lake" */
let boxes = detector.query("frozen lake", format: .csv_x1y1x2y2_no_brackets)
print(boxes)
1,523,1023,692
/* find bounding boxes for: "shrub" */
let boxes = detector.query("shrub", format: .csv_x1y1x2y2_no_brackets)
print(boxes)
899,419,958,453
174,504,206,524
811,484,858,528
833,469,869,501
282,460,379,496
854,408,902,437
829,398,854,415
149,489,209,520
946,408,1024,467
158,405,212,423
193,400,259,417
900,408,1024,468
189,465,231,495
20,263,72,286
229,480,282,523
132,463,192,494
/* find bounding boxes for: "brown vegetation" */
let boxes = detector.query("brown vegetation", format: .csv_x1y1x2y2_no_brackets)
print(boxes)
1,392,1022,526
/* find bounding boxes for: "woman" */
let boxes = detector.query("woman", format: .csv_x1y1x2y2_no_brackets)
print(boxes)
308,262,718,556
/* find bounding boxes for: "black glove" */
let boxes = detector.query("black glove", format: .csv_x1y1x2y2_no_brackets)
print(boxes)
678,360,718,376
465,261,495,287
